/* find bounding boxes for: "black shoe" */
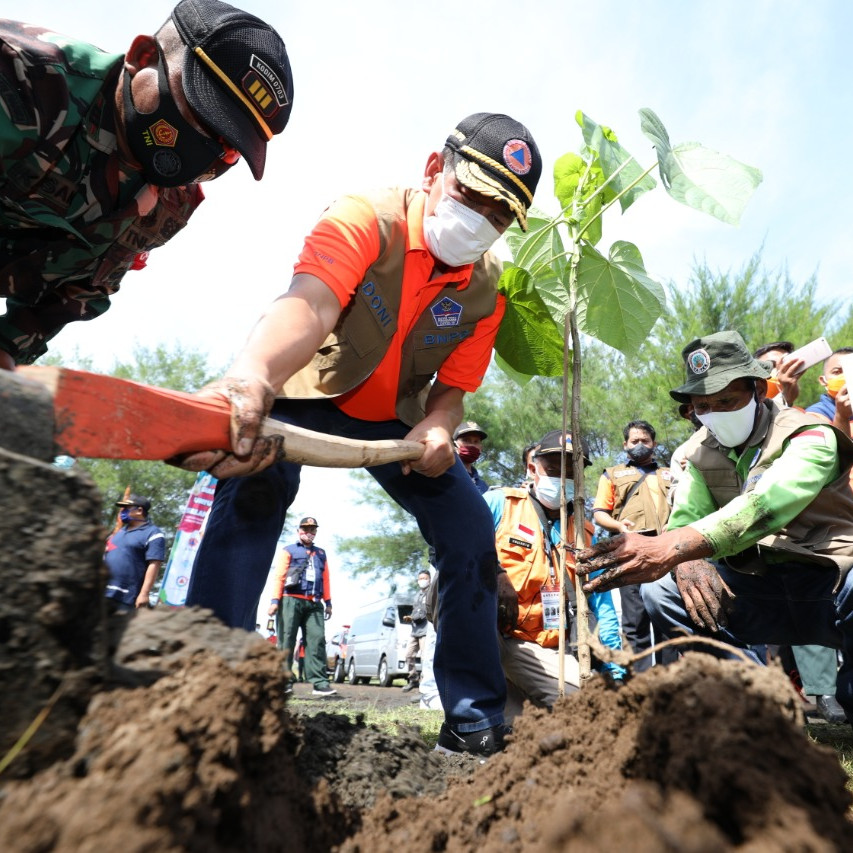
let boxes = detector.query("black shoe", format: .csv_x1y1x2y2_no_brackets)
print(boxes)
434,722,508,756
312,684,337,697
816,694,847,724
401,682,417,693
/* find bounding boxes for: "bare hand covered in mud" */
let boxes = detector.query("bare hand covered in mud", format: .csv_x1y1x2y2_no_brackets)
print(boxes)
496,572,519,634
673,560,735,632
169,375,279,478
576,527,713,593
400,422,455,477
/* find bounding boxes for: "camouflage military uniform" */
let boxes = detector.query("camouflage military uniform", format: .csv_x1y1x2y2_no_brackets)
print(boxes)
0,20,204,364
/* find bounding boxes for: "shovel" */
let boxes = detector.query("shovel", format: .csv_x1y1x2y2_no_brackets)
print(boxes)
0,366,425,468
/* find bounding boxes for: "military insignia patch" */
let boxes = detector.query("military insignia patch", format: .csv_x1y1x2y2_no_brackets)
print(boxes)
149,119,178,147
242,54,289,118
431,297,463,327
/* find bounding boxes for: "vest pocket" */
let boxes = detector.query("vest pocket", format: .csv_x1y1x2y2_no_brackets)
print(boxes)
412,323,477,375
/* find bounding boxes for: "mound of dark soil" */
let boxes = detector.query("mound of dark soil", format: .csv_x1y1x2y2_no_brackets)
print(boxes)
346,655,853,851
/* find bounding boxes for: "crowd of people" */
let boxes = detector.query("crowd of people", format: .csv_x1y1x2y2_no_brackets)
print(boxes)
3,2,852,758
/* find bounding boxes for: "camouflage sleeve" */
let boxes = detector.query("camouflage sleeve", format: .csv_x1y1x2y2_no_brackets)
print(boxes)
0,286,113,364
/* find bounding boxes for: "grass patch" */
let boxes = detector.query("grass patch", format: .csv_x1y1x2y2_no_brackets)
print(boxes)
806,722,853,799
288,697,444,747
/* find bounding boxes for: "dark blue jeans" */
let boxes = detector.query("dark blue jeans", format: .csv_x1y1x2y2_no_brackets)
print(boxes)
186,399,506,732
642,560,853,719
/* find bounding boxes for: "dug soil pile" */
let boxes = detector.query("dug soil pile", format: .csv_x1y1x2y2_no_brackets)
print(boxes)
1,449,852,851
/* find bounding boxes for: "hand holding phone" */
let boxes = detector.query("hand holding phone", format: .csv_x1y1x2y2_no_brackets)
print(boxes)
781,337,832,376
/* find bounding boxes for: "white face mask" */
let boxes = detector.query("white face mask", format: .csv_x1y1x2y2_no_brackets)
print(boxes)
417,578,430,589
534,476,575,510
423,174,501,266
696,396,758,448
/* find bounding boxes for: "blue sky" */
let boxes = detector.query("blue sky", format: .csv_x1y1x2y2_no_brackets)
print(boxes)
3,0,851,624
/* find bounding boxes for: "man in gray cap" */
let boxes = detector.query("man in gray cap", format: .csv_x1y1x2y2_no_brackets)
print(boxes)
576,330,853,722
453,420,489,493
0,0,293,367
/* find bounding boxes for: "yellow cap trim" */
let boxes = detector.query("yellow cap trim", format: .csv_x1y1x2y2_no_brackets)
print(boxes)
193,46,273,141
458,144,533,204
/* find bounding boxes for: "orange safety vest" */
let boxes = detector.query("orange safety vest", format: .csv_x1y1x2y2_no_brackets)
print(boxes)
494,487,593,648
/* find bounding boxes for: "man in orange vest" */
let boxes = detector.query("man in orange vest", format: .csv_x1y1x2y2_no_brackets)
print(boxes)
481,430,623,721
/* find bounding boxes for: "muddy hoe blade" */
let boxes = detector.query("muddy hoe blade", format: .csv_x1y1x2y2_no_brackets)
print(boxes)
1,366,424,468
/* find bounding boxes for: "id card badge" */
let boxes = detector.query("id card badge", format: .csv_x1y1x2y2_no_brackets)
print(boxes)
305,555,316,585
541,583,561,630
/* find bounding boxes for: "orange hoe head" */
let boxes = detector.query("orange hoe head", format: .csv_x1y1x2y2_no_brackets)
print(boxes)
3,366,423,468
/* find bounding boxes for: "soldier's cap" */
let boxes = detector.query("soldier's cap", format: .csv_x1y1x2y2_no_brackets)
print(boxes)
172,0,293,180
116,494,152,512
533,430,592,467
299,516,319,528
670,330,772,403
453,421,488,441
445,113,541,231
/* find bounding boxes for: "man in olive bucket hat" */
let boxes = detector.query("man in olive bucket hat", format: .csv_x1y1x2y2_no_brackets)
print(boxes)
576,330,853,722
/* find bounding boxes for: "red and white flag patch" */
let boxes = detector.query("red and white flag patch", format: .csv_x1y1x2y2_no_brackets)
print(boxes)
791,428,828,446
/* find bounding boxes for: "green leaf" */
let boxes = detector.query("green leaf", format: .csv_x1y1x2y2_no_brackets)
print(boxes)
493,351,535,387
502,218,571,323
553,153,604,245
575,241,666,356
576,111,656,213
639,107,762,225
496,265,567,377
504,213,567,278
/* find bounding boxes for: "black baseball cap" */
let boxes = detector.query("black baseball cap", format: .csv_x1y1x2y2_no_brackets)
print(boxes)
453,421,488,441
299,516,319,528
445,113,542,231
533,430,592,467
116,494,152,512
172,0,293,180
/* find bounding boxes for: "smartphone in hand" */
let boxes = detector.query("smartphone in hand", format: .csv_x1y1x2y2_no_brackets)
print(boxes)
781,337,832,375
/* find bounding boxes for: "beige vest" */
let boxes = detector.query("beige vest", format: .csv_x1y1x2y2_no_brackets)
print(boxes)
604,464,672,534
280,188,501,426
682,400,853,575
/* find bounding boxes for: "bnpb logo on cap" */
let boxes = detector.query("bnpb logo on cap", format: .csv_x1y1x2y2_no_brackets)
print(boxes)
503,139,532,175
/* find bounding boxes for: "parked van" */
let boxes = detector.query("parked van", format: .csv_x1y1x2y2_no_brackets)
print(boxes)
345,594,417,687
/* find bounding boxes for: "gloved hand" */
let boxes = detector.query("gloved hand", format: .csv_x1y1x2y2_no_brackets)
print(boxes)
673,560,735,632
496,572,519,634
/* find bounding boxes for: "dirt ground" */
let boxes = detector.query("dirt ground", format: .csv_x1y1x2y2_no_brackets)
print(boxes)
2,449,853,851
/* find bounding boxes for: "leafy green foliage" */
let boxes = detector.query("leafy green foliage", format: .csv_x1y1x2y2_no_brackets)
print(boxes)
575,241,666,355
553,152,607,245
639,108,763,225
576,111,656,214
495,108,763,379
495,266,566,377
335,472,431,588
503,211,568,281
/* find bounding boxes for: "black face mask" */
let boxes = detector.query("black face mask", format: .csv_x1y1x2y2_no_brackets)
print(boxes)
627,444,654,464
122,48,236,186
